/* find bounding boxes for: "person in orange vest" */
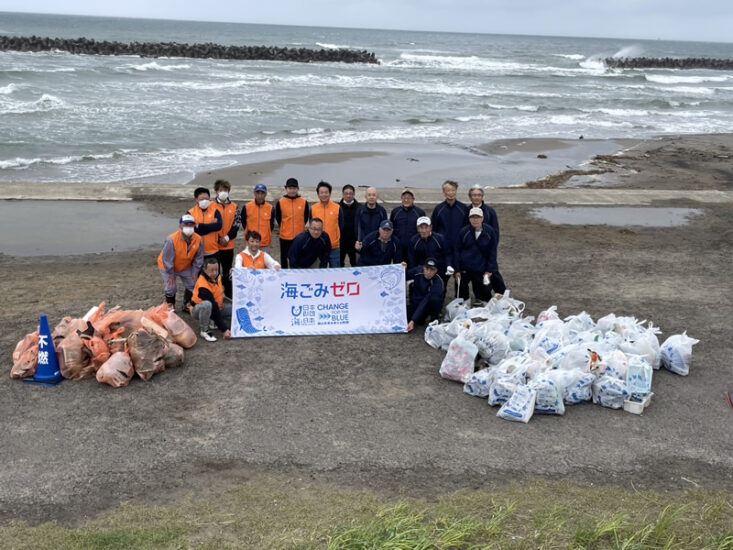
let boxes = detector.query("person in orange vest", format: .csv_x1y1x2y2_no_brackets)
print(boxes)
188,187,223,260
157,213,203,311
241,183,274,255
190,257,232,342
213,179,240,299
234,230,281,270
311,180,344,267
274,178,309,268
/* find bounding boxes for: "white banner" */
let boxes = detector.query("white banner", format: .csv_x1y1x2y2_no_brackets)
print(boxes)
231,265,407,337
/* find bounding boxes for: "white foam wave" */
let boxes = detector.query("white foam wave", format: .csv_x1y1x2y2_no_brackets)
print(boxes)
120,62,191,72
612,45,644,58
578,57,606,71
387,53,531,72
0,151,119,170
645,74,731,85
0,93,68,115
316,42,351,50
666,86,716,96
0,83,18,94
552,54,585,60
291,127,327,135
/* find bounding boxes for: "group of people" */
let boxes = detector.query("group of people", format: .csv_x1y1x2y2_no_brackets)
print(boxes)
157,177,506,341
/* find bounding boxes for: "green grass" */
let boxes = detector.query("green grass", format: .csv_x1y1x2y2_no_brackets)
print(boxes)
1,477,731,549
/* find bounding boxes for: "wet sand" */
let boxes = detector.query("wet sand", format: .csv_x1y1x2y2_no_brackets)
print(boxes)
1,133,732,525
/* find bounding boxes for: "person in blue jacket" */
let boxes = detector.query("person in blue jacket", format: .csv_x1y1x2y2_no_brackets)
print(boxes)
287,218,331,269
455,207,501,303
390,188,425,260
354,186,387,244
431,179,469,256
356,220,403,266
466,184,506,296
407,258,445,332
407,216,453,283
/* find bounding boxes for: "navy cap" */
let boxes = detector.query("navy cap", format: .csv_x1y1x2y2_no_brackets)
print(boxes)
380,220,394,230
254,184,267,192
424,257,438,269
285,178,299,188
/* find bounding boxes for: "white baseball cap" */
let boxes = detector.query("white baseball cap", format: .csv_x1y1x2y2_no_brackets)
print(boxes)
416,216,431,226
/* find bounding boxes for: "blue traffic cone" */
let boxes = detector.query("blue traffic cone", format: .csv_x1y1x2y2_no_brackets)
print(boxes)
24,314,63,386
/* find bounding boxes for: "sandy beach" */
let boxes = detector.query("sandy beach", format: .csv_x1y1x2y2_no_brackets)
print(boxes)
1,133,732,524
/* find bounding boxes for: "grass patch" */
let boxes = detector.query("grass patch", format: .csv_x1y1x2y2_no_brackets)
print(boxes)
1,477,731,549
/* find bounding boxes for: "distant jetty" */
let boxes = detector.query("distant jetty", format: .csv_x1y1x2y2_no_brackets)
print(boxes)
0,35,379,64
604,57,733,70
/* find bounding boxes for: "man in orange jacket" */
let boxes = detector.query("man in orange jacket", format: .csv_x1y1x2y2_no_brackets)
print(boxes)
188,187,223,260
311,180,344,267
275,178,309,268
213,179,240,299
158,214,203,311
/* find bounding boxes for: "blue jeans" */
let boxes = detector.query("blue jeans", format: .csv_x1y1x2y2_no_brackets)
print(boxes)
329,248,340,268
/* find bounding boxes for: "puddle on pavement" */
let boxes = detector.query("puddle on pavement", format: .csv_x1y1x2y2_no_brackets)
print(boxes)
531,207,703,227
0,200,180,256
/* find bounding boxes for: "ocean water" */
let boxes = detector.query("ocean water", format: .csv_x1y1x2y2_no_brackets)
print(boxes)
1,11,732,184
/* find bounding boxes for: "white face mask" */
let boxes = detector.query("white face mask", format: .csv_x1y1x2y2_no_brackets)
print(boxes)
181,226,194,237
218,191,229,202
198,199,210,210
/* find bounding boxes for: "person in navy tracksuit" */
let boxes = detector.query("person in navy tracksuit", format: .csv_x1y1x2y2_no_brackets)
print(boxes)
354,186,387,243
455,207,502,302
390,188,425,260
466,184,506,296
407,258,445,332
406,216,452,281
356,220,403,266
431,180,468,291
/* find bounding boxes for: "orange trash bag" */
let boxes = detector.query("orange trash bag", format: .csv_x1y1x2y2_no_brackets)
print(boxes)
96,350,134,388
163,343,184,369
128,329,167,381
146,303,197,349
10,330,39,379
57,332,95,380
52,317,87,346
94,309,143,339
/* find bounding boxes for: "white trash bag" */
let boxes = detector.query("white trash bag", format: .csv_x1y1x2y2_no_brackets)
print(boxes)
497,384,536,423
620,323,661,369
546,368,594,404
625,354,653,397
444,298,469,322
439,335,478,383
592,375,629,409
464,366,497,398
528,373,565,415
424,321,453,350
660,332,699,376
487,356,527,405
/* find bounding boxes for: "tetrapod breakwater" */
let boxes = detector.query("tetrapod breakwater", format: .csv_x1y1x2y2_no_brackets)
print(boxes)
0,35,379,64
603,57,733,70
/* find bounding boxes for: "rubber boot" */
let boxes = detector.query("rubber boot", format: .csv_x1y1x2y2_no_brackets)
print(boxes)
183,289,193,313
165,293,175,311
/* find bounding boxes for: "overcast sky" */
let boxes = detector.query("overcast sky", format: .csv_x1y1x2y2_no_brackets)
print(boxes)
2,1,732,43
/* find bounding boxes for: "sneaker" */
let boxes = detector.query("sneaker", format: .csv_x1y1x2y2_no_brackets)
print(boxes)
209,321,217,330
199,331,217,342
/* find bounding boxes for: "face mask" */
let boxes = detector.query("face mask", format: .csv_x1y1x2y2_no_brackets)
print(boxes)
218,191,229,202
198,199,210,210
181,226,194,237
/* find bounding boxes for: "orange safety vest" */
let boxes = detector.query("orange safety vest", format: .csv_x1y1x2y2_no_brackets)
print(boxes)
277,196,307,241
312,200,341,249
189,203,223,255
189,274,224,310
157,231,202,272
238,250,266,269
217,200,238,251
244,200,274,247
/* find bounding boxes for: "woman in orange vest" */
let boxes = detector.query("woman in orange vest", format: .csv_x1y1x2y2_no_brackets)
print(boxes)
234,230,281,270
189,257,231,342
311,180,344,267
275,178,310,268
188,187,223,259
157,214,203,311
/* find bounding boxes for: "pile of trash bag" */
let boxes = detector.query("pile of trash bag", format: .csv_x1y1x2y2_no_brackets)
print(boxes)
10,302,197,387
427,292,699,423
